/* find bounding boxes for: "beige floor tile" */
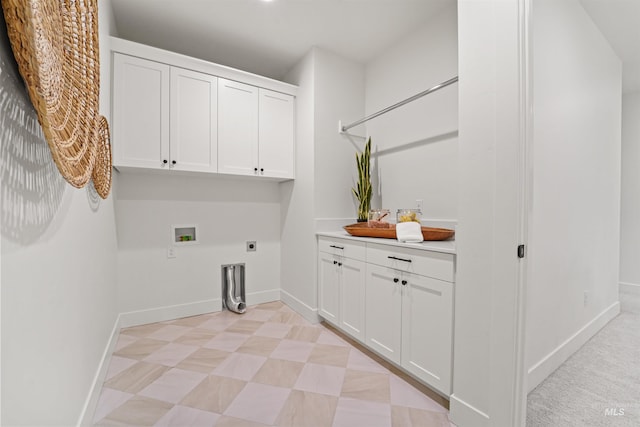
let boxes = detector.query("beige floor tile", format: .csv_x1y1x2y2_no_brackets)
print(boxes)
286,312,309,325
180,375,247,413
120,323,167,338
256,301,284,311
100,396,172,426
169,314,212,328
252,358,305,388
285,325,322,343
391,405,451,427
341,369,391,403
236,335,281,357
225,319,263,334
215,415,271,427
275,390,338,427
105,362,170,393
113,338,168,360
308,344,351,367
269,311,297,324
176,348,231,373
174,328,219,346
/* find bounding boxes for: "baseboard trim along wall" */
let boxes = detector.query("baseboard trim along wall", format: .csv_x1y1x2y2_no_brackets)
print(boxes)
449,394,490,427
620,281,640,295
119,298,223,328
77,316,121,426
119,289,281,328
527,301,620,392
280,289,321,324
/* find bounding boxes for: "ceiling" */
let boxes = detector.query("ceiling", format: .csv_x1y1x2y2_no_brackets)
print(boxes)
110,0,454,81
110,0,639,92
580,0,640,93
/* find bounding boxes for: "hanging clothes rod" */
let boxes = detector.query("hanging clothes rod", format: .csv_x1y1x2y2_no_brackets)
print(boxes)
340,75,459,133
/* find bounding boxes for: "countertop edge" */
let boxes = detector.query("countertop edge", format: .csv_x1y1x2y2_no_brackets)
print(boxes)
316,231,456,255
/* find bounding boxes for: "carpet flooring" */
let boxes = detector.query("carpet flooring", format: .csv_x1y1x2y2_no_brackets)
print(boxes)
527,291,640,426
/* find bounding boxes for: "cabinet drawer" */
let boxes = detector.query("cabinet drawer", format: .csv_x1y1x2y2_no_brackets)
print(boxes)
366,243,454,282
318,237,366,261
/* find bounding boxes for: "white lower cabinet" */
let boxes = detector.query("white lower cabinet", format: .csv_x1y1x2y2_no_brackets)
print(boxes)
400,271,453,395
318,236,455,396
365,264,402,364
317,238,366,342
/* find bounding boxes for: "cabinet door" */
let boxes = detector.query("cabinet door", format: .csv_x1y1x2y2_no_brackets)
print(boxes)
170,67,218,172
113,54,169,169
401,272,453,395
318,252,341,325
340,258,366,342
365,264,402,364
258,89,294,179
218,78,259,176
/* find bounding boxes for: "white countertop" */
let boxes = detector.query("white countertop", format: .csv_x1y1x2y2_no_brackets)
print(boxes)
317,231,456,255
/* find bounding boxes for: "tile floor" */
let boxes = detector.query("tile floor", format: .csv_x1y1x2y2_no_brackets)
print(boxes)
93,301,453,426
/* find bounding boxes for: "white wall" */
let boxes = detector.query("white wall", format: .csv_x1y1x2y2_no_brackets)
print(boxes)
0,0,119,424
280,50,318,318
364,5,458,220
620,91,640,290
314,49,365,220
453,1,527,426
526,0,622,391
280,47,365,320
115,173,281,324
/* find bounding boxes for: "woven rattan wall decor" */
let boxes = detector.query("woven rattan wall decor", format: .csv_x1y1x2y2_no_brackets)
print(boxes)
1,0,112,198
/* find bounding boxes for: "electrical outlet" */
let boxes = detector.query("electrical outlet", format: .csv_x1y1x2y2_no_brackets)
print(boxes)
584,290,589,307
167,246,176,259
416,199,423,212
247,241,257,252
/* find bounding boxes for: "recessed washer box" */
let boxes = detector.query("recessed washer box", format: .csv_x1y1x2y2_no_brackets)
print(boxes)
171,224,199,245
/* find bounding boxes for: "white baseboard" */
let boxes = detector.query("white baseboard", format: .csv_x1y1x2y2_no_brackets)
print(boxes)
77,316,121,426
449,394,490,427
119,289,281,328
280,289,321,324
620,281,640,295
246,289,281,306
119,298,222,328
527,301,620,392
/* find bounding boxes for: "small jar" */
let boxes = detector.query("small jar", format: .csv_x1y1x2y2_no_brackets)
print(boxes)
368,209,391,228
396,209,422,223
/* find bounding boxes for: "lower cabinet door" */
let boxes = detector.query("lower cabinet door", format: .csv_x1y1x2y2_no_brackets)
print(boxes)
401,272,453,395
339,258,366,342
365,264,402,364
318,252,340,325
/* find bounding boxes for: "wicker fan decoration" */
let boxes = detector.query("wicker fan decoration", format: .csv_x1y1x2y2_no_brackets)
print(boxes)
1,0,112,198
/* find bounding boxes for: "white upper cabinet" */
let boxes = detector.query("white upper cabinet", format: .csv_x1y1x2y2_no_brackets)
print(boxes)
113,54,170,169
217,79,259,176
218,80,296,179
170,67,218,173
110,37,297,180
259,89,295,179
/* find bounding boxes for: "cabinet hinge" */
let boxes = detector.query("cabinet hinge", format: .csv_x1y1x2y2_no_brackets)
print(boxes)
517,244,525,259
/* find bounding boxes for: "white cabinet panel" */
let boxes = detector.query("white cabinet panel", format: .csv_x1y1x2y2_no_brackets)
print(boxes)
318,237,366,262
367,242,455,282
170,67,218,172
318,251,340,324
401,272,453,395
113,54,169,169
218,78,259,176
365,264,402,364
340,258,366,342
259,89,295,179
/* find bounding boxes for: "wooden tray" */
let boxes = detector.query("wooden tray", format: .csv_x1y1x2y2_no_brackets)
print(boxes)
344,222,455,241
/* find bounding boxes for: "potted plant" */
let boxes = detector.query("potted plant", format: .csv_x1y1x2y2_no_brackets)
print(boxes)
352,137,372,222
